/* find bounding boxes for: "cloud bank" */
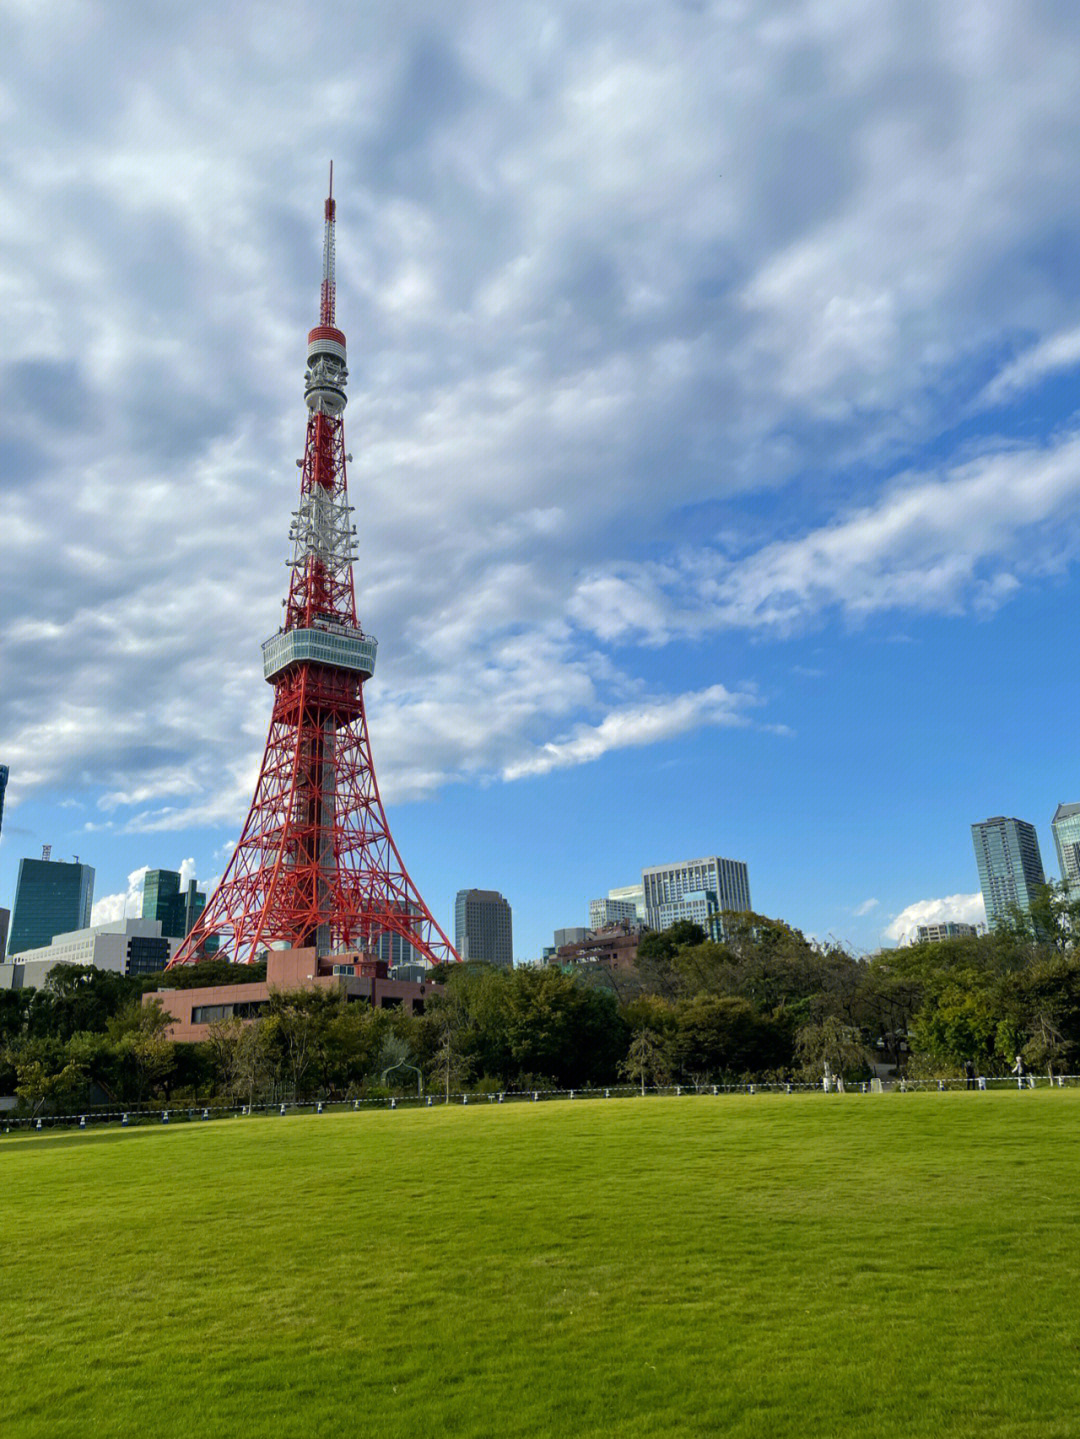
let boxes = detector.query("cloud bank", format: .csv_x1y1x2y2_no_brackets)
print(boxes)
3,0,1080,851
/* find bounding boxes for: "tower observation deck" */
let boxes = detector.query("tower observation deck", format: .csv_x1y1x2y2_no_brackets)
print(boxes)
169,168,458,969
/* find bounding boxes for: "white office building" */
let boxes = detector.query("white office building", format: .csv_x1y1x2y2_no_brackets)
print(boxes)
589,897,640,930
1,917,179,989
642,856,751,934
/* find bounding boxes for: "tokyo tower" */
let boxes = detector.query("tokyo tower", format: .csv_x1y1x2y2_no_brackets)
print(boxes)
170,169,458,969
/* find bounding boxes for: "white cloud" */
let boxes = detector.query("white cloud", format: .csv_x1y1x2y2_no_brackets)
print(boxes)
568,430,1080,643
980,325,1080,407
502,684,757,781
883,893,987,944
853,898,879,917
90,866,148,926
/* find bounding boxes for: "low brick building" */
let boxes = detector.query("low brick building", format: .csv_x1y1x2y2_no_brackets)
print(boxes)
145,946,440,1042
552,920,644,974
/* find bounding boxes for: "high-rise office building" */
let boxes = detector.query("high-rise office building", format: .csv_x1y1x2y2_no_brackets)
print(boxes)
8,856,95,955
0,764,8,839
971,817,1046,928
142,869,206,939
608,884,646,920
1052,803,1080,897
588,897,639,929
454,889,513,968
642,856,751,935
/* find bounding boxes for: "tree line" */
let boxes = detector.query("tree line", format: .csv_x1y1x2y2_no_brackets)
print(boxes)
3,883,1080,1114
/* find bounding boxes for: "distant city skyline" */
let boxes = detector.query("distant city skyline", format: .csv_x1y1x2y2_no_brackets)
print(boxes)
3,7,1080,960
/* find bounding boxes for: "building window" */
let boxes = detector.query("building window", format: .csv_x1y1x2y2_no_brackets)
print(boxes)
191,1004,232,1024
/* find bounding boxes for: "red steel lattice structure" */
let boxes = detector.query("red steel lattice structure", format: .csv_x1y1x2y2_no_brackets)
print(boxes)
170,168,458,969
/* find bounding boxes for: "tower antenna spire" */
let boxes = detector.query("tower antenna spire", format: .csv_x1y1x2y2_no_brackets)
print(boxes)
321,161,336,326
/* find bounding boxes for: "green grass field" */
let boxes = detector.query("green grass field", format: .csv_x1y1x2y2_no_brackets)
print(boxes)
3,1091,1079,1438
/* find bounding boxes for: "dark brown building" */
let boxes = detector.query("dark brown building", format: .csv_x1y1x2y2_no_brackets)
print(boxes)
552,920,643,974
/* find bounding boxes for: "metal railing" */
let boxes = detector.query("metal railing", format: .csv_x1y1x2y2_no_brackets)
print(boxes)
4,1073,1078,1135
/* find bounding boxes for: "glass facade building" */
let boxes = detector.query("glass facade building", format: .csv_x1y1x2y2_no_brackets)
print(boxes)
142,869,206,940
374,900,425,970
454,889,513,968
0,764,8,840
8,858,95,954
971,817,1046,929
1052,803,1080,898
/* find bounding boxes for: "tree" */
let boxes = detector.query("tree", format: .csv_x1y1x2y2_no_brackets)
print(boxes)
13,1052,87,1116
635,923,706,1000
795,1015,875,1082
28,964,135,1042
501,967,624,1088
263,987,346,1099
235,1021,272,1107
619,1029,668,1094
670,994,792,1082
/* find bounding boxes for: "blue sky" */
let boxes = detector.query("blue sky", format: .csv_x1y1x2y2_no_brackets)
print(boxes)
2,1,1079,960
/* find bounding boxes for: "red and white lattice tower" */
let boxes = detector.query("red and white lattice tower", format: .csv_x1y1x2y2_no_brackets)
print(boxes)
170,168,458,968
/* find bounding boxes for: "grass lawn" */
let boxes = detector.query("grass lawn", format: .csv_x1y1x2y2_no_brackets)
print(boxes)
3,1091,1079,1438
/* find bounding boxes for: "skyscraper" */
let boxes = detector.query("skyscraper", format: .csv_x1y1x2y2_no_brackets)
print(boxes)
1052,803,1080,897
971,817,1046,929
0,764,8,839
454,890,513,967
8,856,95,954
641,856,751,935
142,869,206,939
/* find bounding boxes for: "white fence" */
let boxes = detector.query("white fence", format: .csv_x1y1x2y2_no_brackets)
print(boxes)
4,1073,1078,1134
